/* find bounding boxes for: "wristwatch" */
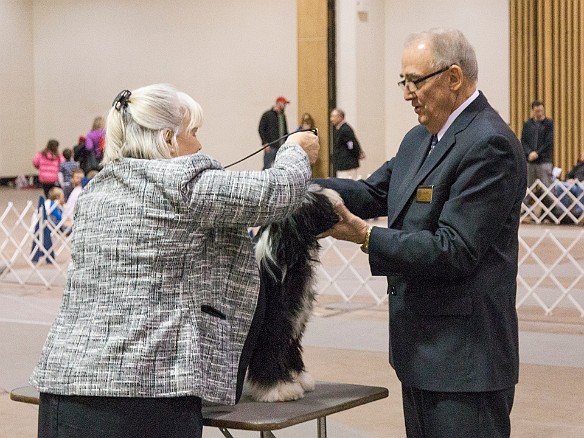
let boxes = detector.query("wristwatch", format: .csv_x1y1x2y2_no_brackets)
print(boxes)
360,226,373,254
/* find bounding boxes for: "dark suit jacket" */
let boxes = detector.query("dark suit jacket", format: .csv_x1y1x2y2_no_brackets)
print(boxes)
521,117,554,163
317,92,526,392
259,109,289,169
333,122,362,172
258,109,288,147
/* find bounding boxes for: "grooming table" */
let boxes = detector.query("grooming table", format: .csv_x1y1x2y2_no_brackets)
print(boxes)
11,381,388,437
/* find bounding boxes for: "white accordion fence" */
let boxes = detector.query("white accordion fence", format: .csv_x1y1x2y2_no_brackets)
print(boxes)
0,199,71,288
0,191,583,316
522,179,584,225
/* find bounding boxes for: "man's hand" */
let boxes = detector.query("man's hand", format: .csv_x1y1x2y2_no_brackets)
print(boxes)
528,151,538,162
320,201,370,244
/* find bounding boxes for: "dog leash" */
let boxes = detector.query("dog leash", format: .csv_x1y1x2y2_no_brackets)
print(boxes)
224,128,318,169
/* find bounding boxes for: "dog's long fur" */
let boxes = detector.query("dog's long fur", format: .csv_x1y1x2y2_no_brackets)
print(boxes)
246,184,341,402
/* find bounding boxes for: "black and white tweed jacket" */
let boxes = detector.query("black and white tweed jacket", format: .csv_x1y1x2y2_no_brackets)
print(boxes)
30,144,311,405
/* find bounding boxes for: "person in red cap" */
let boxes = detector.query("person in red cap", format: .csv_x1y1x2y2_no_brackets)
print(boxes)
258,96,290,169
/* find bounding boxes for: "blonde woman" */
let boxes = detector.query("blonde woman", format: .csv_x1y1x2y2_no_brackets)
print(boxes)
32,83,319,438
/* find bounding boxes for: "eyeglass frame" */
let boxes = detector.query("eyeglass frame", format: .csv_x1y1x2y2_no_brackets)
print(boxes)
397,65,451,92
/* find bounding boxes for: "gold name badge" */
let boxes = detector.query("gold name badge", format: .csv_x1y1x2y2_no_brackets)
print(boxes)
416,185,434,203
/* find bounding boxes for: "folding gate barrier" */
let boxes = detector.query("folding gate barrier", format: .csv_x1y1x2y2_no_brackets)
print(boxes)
0,196,582,316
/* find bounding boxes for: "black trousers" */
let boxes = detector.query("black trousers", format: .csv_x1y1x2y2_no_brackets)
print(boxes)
401,385,515,438
38,392,203,438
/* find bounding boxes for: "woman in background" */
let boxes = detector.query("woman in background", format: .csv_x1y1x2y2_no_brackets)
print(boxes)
31,83,319,438
83,116,105,172
298,112,316,131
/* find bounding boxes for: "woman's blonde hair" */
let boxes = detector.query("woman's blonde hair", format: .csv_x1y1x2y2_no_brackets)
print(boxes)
177,91,203,134
102,84,184,163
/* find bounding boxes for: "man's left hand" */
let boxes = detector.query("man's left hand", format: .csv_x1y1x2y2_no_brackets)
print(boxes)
319,201,369,244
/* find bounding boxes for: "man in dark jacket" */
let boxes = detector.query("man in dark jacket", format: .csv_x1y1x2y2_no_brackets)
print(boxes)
330,108,364,178
317,28,525,437
521,100,554,188
258,96,289,169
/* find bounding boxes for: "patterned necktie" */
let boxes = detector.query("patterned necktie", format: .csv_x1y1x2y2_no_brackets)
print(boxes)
428,135,438,156
418,135,438,172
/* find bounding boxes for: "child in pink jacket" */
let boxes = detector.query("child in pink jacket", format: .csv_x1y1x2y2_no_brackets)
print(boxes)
33,139,64,197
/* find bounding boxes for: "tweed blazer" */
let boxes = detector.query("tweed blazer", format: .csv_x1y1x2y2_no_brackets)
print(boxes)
31,144,311,405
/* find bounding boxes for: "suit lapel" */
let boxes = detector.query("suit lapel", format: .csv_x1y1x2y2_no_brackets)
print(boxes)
387,92,489,227
397,133,433,193
386,131,428,226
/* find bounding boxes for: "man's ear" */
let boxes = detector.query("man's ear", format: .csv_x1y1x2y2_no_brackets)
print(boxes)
448,65,464,91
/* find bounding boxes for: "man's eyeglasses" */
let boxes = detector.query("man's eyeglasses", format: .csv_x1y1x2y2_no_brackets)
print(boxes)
398,66,450,92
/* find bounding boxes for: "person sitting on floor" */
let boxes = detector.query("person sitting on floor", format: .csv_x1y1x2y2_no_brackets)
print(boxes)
565,151,584,183
553,151,584,219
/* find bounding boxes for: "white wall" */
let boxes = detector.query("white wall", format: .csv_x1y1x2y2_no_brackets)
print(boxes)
335,0,386,178
0,0,34,177
27,0,297,176
384,0,510,160
1,0,510,178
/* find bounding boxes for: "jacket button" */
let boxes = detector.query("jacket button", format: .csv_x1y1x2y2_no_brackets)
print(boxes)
391,286,397,295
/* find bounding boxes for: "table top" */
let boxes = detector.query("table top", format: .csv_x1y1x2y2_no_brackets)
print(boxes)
202,382,388,431
10,385,39,405
11,382,388,432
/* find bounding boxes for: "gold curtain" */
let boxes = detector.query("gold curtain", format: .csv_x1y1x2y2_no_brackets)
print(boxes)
297,0,330,178
510,0,584,177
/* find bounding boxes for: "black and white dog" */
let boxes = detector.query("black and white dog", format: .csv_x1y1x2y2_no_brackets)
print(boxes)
246,184,341,402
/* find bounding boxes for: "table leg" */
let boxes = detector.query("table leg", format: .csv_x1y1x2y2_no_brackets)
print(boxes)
317,416,327,438
260,432,277,438
219,428,235,438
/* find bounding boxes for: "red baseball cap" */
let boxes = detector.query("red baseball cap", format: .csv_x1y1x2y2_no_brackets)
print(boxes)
275,96,290,104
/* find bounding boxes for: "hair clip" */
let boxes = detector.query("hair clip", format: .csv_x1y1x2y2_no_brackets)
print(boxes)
112,90,132,111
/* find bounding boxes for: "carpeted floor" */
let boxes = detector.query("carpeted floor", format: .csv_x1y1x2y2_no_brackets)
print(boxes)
1,186,583,437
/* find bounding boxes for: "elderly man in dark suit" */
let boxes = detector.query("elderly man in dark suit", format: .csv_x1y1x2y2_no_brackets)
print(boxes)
318,28,526,437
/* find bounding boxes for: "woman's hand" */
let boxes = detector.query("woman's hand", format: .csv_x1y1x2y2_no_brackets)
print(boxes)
286,131,320,164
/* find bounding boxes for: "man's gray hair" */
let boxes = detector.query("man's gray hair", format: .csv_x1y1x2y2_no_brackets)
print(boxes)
331,108,345,119
406,28,478,83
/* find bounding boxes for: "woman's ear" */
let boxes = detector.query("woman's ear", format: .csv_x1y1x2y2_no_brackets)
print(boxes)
164,129,174,146
163,129,177,157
